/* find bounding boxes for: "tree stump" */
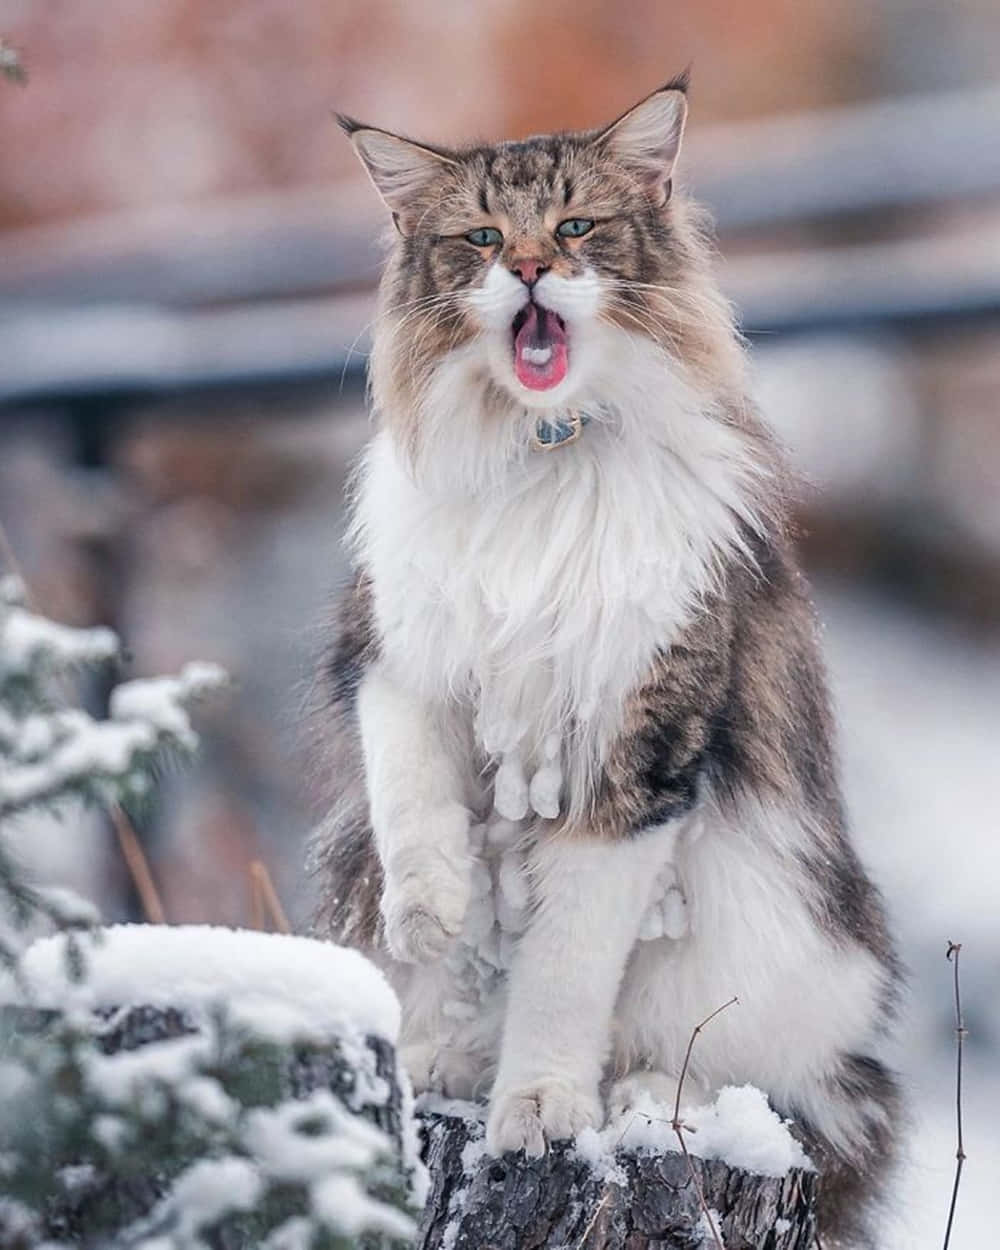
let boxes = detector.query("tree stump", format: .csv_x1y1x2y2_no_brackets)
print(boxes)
417,1109,818,1250
2,919,819,1250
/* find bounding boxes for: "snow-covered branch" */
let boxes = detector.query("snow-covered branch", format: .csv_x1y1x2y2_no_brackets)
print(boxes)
0,584,226,818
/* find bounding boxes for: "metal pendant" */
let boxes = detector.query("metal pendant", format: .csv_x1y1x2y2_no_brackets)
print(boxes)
531,411,584,452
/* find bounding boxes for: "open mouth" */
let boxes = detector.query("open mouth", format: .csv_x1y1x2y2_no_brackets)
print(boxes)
511,301,569,391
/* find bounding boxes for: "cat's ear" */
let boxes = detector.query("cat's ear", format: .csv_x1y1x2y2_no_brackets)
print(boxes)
596,76,689,207
337,115,456,233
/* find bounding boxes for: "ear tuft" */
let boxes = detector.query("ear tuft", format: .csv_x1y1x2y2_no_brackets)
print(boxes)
334,112,365,137
598,85,689,207
336,117,456,230
661,66,691,95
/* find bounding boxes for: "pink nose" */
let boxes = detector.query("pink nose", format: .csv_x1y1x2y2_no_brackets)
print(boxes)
511,258,548,286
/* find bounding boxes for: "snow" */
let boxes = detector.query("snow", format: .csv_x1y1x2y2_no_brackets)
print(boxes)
85,1035,210,1110
243,1090,389,1183
3,923,401,1045
311,1172,416,1240
399,1066,431,1208
426,1112,487,1250
493,751,529,821
87,1040,235,1128
109,662,228,749
240,1092,418,1239
0,605,118,675
590,1084,811,1180
0,656,226,813
0,575,25,606
33,886,101,929
166,1157,262,1238
261,1217,313,1250
683,1086,811,1178
0,718,155,808
697,1208,726,1246
636,862,690,942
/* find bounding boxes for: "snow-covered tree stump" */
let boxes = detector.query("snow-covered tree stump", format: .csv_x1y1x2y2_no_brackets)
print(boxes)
416,1095,818,1250
1,921,818,1250
1,925,423,1249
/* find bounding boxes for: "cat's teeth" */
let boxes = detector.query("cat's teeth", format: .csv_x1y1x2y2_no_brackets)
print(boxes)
522,346,553,365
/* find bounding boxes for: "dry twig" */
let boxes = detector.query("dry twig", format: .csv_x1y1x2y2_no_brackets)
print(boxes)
573,1191,611,1249
942,941,966,1250
111,805,166,924
670,996,740,1250
249,859,291,934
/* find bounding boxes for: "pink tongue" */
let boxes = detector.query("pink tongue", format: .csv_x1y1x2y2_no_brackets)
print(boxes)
513,303,568,391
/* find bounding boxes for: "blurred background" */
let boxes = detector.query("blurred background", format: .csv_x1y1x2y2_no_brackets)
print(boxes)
0,2,997,1245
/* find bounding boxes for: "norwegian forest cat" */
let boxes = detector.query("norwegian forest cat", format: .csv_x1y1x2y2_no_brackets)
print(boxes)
312,76,900,1246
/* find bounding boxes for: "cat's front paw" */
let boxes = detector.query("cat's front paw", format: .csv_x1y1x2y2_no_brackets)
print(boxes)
381,847,471,964
486,1078,602,1158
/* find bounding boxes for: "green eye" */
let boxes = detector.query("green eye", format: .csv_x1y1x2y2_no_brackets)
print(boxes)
465,226,503,248
556,218,595,239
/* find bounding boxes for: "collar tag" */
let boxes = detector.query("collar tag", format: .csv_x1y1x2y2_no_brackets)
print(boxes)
531,410,586,452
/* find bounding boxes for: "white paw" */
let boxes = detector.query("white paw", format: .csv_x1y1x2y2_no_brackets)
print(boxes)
608,1069,708,1123
486,1079,602,1158
381,849,471,964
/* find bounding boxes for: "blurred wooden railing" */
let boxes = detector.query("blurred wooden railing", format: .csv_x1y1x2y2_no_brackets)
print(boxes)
1,85,998,626
1,84,999,407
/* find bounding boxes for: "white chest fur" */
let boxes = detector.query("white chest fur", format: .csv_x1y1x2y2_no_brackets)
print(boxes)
352,340,763,823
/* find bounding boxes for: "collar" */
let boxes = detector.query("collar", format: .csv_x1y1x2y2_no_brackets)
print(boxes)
531,410,591,452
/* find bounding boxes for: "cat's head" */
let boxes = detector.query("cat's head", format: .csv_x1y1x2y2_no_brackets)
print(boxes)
341,78,740,475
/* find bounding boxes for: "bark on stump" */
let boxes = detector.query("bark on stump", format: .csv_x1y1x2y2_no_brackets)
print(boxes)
417,1109,818,1250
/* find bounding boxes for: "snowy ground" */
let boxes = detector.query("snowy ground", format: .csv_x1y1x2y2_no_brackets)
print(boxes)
820,582,1000,1250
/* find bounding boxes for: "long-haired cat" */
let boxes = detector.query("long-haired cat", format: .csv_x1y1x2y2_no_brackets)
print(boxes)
311,76,900,1247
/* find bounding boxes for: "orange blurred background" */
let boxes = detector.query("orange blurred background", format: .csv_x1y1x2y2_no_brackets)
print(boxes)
3,0,999,228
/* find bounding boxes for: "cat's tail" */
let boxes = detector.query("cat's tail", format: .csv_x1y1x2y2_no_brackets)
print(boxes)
792,1051,903,1248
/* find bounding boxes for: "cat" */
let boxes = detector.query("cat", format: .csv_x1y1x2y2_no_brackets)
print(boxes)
311,74,901,1247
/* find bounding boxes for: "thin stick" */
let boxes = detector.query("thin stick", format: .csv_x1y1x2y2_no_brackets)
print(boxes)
672,996,739,1250
249,860,291,934
111,805,166,925
573,1191,610,1249
672,996,740,1129
942,941,966,1250
249,868,265,931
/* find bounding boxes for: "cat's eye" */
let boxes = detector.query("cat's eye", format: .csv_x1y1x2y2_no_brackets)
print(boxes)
465,226,503,248
556,218,595,239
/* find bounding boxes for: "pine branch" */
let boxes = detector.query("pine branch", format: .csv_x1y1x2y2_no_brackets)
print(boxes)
0,662,227,818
